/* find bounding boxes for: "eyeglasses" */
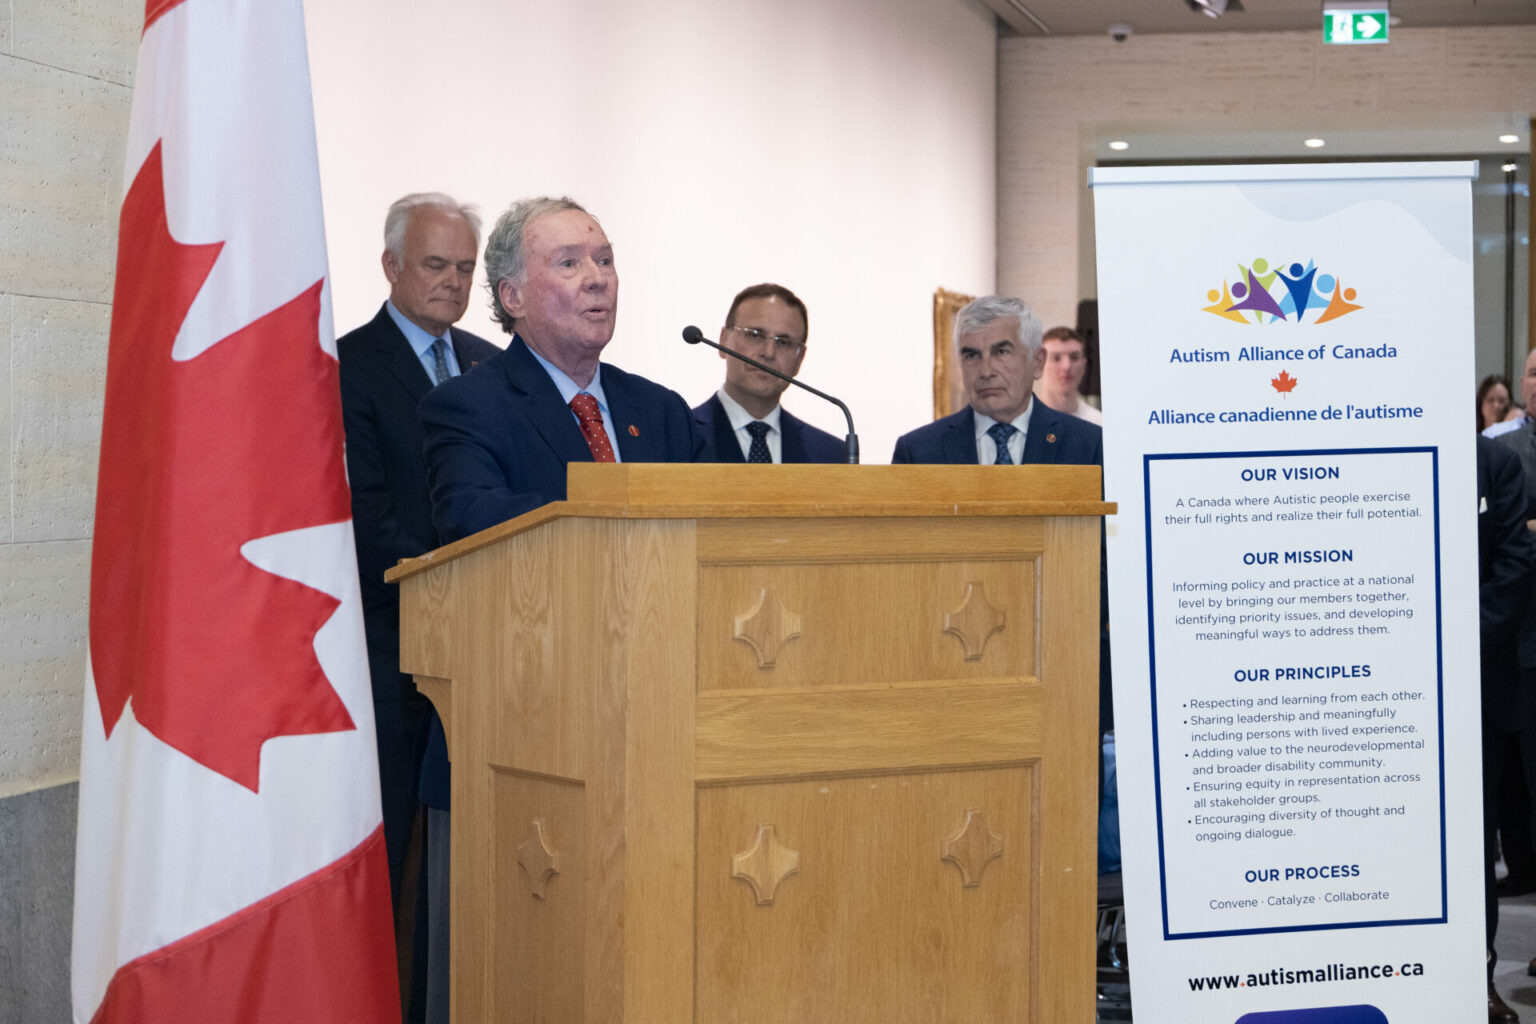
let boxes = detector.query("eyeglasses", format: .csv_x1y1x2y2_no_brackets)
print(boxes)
727,325,805,355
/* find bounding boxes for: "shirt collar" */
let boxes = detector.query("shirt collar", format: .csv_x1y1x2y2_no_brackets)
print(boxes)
524,338,610,414
716,388,782,434
384,299,447,360
972,399,1034,441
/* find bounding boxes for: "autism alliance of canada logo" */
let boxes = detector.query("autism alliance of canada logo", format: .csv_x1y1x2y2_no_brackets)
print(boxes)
1203,258,1363,325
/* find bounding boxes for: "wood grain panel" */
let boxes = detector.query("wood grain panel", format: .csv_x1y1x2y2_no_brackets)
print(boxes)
494,771,585,1023
696,682,1041,782
699,556,1039,690
697,517,1044,564
567,462,1103,506
1035,517,1100,1021
396,556,456,680
386,466,1111,582
696,766,1036,1023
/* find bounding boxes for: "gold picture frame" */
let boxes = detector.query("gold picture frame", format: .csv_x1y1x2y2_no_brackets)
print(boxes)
932,288,974,419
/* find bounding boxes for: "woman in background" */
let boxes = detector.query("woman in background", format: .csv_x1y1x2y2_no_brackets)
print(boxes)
1480,374,1513,432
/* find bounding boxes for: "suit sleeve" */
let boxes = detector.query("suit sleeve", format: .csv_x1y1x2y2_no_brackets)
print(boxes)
1482,440,1534,641
674,392,708,462
419,380,556,543
891,435,913,464
339,357,433,588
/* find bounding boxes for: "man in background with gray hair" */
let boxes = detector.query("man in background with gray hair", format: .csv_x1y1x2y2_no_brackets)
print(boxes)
420,195,702,543
337,192,499,1018
891,294,1102,466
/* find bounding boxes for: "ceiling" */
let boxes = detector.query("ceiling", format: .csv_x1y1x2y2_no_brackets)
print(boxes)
981,0,1536,37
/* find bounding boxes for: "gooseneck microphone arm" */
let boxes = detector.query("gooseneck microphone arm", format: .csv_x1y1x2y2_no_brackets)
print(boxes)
682,325,859,464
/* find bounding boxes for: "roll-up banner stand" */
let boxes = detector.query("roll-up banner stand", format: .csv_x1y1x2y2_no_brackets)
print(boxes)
1090,161,1482,1022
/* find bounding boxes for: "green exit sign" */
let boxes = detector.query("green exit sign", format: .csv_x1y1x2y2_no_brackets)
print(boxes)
1324,9,1389,45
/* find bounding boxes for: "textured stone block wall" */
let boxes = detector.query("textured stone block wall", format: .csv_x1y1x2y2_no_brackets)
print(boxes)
1,2,136,800
2,5,136,1020
998,25,1536,330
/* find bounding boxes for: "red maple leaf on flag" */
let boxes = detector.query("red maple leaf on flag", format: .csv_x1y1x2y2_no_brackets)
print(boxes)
89,142,354,792
1271,370,1298,393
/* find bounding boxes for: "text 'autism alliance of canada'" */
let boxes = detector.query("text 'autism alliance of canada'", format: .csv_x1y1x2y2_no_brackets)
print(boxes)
1148,404,1423,425
1169,344,1398,363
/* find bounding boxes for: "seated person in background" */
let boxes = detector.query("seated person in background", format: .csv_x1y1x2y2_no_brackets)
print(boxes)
891,295,1101,466
1033,326,1101,425
419,195,703,543
1486,351,1536,439
1479,373,1513,433
693,283,845,463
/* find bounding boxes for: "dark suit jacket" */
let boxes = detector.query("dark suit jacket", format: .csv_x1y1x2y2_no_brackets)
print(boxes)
889,401,1103,467
421,335,705,543
1479,435,1534,729
1494,419,1536,519
339,305,500,817
338,305,500,658
692,393,846,464
1491,420,1536,668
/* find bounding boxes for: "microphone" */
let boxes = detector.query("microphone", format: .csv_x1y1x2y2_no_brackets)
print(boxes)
682,326,860,464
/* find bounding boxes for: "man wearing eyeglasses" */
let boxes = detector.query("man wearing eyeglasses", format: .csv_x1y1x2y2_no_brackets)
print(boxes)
693,283,846,464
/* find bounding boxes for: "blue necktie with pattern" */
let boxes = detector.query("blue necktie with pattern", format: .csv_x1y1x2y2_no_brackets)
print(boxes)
430,337,452,385
987,422,1017,465
745,421,773,463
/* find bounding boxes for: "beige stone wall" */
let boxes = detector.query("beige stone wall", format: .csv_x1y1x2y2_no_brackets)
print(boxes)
998,25,1536,330
0,2,137,797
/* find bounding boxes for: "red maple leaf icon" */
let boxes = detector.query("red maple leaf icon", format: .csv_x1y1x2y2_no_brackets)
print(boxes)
1271,370,1298,393
89,142,354,792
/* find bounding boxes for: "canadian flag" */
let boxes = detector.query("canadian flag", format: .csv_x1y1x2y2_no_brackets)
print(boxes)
72,1,398,1021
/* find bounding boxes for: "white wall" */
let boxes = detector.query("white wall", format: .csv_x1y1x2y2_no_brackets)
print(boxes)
305,0,998,463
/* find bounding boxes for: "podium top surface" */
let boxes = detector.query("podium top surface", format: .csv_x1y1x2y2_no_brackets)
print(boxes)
387,463,1114,582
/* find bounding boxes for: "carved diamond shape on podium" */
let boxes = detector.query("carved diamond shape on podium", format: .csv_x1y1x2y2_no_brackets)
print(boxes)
732,823,800,905
517,818,561,900
943,581,1005,661
733,588,803,669
941,808,1003,887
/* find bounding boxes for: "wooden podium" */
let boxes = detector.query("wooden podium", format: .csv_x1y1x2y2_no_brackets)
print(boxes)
387,464,1111,1023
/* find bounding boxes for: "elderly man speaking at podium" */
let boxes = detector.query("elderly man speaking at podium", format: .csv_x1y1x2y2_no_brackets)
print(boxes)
421,196,702,544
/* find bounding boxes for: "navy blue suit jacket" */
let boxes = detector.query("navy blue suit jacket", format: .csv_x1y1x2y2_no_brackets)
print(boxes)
338,305,500,660
890,401,1103,467
1479,435,1534,729
692,393,846,464
421,335,705,543
338,305,499,850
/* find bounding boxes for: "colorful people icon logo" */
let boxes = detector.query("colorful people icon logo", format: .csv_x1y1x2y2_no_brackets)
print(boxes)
1202,258,1362,325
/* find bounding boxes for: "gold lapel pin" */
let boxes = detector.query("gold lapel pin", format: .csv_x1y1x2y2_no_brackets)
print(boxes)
628,424,640,437
1046,433,1057,443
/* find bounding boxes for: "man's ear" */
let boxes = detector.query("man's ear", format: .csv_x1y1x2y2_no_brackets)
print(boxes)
497,277,524,321
381,248,401,285
1031,345,1047,381
785,344,807,378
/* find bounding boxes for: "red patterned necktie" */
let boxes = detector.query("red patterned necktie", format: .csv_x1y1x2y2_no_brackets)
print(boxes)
569,393,616,462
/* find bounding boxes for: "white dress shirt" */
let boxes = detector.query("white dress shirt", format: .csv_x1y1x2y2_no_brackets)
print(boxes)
716,388,783,463
972,401,1035,465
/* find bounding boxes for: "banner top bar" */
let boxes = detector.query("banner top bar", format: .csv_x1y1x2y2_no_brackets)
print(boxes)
1088,160,1479,187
